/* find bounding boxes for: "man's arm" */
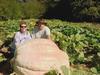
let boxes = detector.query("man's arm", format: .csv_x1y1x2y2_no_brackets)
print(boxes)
47,35,51,39
31,28,37,39
45,27,51,40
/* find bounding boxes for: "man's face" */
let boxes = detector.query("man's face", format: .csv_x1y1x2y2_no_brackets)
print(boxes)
20,24,27,33
37,23,45,30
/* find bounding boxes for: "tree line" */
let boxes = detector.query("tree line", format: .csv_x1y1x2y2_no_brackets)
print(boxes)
0,0,100,22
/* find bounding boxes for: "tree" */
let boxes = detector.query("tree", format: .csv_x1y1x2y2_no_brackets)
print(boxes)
0,0,47,20
20,0,46,19
70,0,100,21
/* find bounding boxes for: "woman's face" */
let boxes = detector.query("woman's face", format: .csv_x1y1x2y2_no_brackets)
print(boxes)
20,24,27,33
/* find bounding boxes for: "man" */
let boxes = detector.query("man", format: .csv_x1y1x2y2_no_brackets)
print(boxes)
32,19,51,39
13,21,31,48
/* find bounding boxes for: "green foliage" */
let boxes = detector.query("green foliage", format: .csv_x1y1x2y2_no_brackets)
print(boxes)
45,65,99,75
44,70,58,75
90,67,98,74
0,0,100,21
0,53,7,62
20,0,46,18
70,0,100,21
0,0,22,19
0,19,100,74
61,65,70,75
0,0,46,19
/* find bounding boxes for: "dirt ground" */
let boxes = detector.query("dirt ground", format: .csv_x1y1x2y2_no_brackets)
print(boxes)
0,60,12,75
0,51,14,75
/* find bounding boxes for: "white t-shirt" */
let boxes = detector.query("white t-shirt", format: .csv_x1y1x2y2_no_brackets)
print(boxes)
32,26,50,39
14,31,31,46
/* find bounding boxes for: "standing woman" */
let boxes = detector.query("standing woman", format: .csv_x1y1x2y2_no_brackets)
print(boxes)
32,18,51,39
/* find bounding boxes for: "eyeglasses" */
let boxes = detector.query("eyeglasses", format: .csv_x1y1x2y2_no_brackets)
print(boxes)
20,26,27,28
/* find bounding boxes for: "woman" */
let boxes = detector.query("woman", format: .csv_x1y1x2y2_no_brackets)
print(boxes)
13,21,31,48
